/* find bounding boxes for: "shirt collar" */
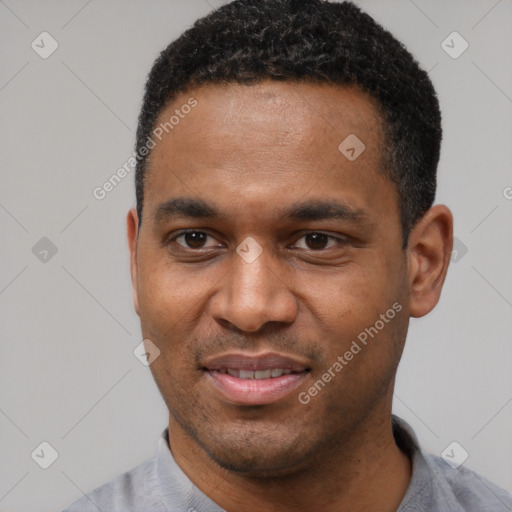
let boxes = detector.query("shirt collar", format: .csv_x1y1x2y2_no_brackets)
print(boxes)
154,417,435,512
392,415,438,511
155,427,225,512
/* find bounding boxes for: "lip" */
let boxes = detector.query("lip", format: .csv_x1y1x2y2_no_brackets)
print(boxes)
202,352,310,406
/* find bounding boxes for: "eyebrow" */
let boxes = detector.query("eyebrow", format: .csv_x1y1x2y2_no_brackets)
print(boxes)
155,197,222,224
282,199,368,224
154,197,369,225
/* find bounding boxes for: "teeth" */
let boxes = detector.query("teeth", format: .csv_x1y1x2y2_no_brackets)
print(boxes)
255,369,271,379
219,368,294,379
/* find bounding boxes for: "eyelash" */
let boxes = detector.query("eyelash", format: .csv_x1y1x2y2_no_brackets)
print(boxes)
168,230,347,251
169,230,220,250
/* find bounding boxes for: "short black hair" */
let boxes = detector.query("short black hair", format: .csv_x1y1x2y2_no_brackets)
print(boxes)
135,0,441,247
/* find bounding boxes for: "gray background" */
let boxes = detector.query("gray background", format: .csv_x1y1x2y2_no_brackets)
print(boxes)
1,1,511,511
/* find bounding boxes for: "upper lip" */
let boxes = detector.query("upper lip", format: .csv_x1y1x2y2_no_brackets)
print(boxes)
202,352,310,372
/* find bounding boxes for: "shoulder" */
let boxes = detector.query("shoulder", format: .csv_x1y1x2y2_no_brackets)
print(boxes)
422,452,512,512
60,427,223,512
392,416,512,512
61,456,165,512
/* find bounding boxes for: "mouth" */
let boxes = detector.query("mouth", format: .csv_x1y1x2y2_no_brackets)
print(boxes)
202,352,311,406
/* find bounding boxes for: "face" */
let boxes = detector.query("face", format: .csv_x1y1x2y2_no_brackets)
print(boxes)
128,81,413,476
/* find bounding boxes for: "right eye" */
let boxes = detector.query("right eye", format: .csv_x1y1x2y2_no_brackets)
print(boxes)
170,230,222,250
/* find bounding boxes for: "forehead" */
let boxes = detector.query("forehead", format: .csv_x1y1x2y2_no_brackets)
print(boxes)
151,80,382,161
143,80,395,228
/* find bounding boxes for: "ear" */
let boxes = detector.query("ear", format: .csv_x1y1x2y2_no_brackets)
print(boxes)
407,204,453,318
127,208,140,315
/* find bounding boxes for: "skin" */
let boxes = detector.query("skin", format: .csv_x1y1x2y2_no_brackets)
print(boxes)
127,81,453,512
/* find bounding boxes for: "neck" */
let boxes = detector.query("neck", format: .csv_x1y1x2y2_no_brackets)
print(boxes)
168,404,411,512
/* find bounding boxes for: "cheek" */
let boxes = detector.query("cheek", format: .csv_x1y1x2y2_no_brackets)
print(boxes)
314,304,406,420
305,264,392,319
304,265,405,361
137,257,214,333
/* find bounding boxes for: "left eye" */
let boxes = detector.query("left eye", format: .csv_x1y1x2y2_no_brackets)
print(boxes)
173,231,220,249
293,232,344,250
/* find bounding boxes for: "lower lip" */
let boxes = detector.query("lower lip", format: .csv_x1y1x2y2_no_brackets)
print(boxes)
206,371,308,405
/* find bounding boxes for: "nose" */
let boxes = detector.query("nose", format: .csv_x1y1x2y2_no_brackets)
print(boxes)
209,243,298,333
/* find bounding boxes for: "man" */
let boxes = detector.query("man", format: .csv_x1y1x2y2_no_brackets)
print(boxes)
63,0,512,510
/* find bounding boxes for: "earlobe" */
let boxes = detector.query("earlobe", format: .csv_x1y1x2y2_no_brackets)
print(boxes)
407,204,453,318
127,208,140,315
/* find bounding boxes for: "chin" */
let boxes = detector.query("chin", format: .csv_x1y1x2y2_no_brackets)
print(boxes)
194,425,316,477
207,447,310,478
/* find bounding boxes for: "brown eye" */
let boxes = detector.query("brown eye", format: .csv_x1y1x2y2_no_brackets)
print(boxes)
184,232,206,248
305,233,329,250
174,231,218,249
293,232,345,251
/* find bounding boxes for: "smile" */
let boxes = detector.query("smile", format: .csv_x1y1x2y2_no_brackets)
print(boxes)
217,368,294,379
203,352,311,405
